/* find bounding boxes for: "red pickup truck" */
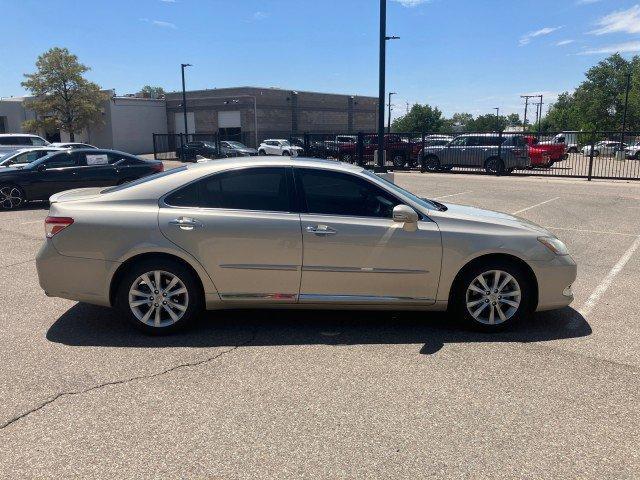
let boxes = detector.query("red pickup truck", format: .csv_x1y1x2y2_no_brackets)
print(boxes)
524,136,566,167
338,134,419,167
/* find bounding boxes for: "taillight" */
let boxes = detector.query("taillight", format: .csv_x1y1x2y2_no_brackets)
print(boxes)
152,163,164,173
45,216,74,238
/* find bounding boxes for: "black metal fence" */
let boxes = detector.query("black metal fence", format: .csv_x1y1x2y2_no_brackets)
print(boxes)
153,130,640,181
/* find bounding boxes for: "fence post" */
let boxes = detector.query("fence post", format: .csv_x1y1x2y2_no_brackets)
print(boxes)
587,133,596,181
420,132,426,173
179,133,184,162
356,132,364,167
304,132,310,154
497,130,503,175
152,134,158,160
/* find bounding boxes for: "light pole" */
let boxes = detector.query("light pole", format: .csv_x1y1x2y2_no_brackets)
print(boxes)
377,0,399,172
494,107,500,132
521,95,536,132
387,91,397,133
536,94,543,134
621,69,632,152
181,63,192,138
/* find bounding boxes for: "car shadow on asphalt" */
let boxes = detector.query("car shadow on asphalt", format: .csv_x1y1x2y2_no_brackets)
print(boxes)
46,304,591,356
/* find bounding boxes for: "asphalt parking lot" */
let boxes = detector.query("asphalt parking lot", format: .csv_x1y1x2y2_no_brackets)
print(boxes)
1,172,639,478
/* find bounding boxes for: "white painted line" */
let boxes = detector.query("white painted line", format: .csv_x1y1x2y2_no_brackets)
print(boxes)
511,197,560,215
433,191,473,200
545,226,638,237
579,235,640,318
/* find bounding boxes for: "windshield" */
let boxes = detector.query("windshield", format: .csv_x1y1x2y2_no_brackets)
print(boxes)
226,141,247,148
101,166,187,194
362,170,439,211
281,141,291,147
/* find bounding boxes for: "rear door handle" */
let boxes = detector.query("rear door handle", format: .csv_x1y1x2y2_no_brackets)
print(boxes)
169,217,203,231
305,225,337,236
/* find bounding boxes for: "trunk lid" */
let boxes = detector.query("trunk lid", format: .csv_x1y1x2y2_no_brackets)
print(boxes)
49,187,104,203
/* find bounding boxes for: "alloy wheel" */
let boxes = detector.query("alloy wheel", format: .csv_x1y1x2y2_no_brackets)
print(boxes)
0,185,24,210
465,270,521,325
128,270,189,327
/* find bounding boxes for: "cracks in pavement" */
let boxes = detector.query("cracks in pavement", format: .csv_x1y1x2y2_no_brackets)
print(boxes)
0,329,257,431
0,258,35,270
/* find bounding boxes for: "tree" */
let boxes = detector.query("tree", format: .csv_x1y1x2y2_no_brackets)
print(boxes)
140,85,165,99
506,113,522,127
21,47,107,141
467,114,508,132
391,104,445,133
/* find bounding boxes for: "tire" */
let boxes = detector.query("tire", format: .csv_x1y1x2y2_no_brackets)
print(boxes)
593,150,600,157
450,258,534,332
484,157,505,175
567,147,578,154
424,155,441,173
634,152,640,160
440,165,453,172
116,257,202,335
392,153,406,168
0,183,25,210
258,150,266,156
282,150,291,156
340,153,353,163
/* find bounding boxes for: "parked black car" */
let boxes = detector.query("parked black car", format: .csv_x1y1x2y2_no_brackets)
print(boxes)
0,149,163,210
219,141,258,157
179,140,258,161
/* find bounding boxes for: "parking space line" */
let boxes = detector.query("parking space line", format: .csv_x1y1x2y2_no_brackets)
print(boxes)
545,226,638,237
579,235,640,318
511,197,560,215
433,191,473,199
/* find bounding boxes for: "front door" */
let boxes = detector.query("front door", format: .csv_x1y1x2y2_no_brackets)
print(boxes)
294,168,442,303
27,151,86,200
158,166,303,302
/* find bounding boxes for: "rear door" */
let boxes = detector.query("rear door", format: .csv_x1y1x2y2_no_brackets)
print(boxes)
158,166,303,302
27,152,85,199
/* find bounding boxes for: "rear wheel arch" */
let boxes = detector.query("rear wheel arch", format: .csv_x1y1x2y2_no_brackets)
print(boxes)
447,253,539,311
109,252,207,307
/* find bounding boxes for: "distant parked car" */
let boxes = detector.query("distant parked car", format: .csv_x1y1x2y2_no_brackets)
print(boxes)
624,142,640,159
0,147,63,167
0,134,49,150
178,141,220,161
422,134,530,175
523,136,566,167
258,139,303,156
220,141,258,157
0,148,163,209
50,142,98,149
338,134,418,167
423,135,454,147
582,141,625,157
550,131,580,153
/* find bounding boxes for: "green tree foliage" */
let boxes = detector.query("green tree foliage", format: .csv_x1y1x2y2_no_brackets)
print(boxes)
140,85,166,98
506,113,522,127
466,114,508,132
391,104,446,133
542,53,640,132
21,48,107,141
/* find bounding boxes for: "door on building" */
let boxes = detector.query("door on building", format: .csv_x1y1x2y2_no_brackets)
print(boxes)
174,112,195,135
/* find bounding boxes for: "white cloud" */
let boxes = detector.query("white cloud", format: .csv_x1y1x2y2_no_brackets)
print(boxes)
556,39,575,46
576,0,602,5
590,5,640,35
519,26,563,46
253,11,268,20
578,40,640,55
393,0,430,6
159,0,176,3
141,18,177,29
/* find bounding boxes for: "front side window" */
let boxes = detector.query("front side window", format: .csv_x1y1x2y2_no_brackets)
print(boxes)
41,153,78,168
450,137,468,147
31,137,47,146
165,167,290,212
296,168,401,218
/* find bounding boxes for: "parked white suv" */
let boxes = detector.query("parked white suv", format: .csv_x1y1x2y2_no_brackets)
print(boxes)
0,134,49,149
258,139,303,156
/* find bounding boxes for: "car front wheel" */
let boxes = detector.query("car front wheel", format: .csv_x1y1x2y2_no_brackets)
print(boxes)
484,157,505,175
0,184,25,210
116,258,202,334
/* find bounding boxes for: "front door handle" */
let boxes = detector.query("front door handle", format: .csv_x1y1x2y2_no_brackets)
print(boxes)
305,225,337,236
169,217,203,231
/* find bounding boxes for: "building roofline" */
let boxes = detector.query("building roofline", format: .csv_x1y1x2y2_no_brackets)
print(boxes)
165,86,377,99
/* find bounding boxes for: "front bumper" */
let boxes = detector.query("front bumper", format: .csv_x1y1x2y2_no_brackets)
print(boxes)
36,240,117,307
530,254,577,311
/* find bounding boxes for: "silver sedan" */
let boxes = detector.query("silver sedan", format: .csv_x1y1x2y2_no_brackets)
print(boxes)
36,157,576,334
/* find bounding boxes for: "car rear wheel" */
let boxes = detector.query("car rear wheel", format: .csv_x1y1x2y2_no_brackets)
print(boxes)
451,259,534,332
392,153,406,168
282,150,291,156
258,150,266,156
340,153,353,163
484,157,505,175
0,184,25,210
424,155,441,172
593,150,600,157
634,152,640,160
116,258,202,335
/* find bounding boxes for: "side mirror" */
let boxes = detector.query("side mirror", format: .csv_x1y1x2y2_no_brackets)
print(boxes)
393,204,419,224
37,163,46,172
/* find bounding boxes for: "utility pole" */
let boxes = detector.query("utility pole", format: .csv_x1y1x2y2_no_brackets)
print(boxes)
520,94,537,132
377,0,399,172
387,91,397,133
181,63,192,137
406,101,410,114
621,69,632,152
494,107,500,132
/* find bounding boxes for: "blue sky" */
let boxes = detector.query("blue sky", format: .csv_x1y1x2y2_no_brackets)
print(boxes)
1,0,638,119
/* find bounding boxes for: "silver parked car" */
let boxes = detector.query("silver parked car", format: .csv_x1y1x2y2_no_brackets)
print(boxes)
36,157,576,334
421,134,530,174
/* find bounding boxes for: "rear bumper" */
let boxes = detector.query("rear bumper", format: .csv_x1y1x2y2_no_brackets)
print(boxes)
531,255,577,312
36,240,116,307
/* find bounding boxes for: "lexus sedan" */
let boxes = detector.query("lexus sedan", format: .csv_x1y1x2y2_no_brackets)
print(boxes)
36,157,576,334
0,148,163,209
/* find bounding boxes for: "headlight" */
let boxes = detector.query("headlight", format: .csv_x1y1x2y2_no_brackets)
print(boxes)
538,236,569,255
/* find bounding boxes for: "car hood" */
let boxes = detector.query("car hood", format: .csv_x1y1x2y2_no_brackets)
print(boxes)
434,202,553,236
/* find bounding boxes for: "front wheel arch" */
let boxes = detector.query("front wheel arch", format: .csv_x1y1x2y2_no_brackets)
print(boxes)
447,253,539,313
109,252,206,307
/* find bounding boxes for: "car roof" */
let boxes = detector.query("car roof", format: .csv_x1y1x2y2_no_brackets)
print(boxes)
0,133,43,138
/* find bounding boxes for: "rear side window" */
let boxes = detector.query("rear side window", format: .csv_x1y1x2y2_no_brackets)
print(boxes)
165,167,291,212
42,153,79,168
